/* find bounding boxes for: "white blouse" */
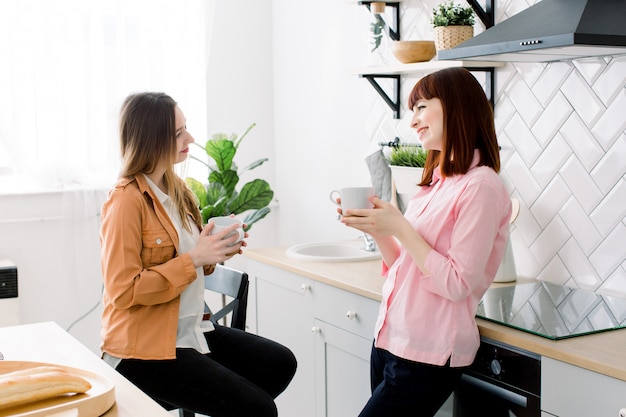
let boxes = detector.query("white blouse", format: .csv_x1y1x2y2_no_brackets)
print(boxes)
144,175,213,354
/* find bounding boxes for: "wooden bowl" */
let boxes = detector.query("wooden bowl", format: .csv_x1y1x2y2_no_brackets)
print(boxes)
390,40,436,64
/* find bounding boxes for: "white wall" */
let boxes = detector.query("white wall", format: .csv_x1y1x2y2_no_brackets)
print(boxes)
0,183,107,353
201,0,278,250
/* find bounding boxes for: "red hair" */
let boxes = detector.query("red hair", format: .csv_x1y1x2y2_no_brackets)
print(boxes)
408,67,500,186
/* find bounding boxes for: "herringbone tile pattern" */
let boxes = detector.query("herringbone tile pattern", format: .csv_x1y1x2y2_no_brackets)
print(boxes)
363,0,626,297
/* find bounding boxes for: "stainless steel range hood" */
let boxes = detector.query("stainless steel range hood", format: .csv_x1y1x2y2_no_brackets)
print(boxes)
438,0,626,62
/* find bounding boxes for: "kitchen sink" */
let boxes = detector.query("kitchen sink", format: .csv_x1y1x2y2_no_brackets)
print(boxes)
286,240,381,262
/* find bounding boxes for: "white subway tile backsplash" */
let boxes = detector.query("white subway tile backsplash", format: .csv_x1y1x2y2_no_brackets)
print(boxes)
591,89,626,150
497,131,516,162
572,57,607,85
590,135,626,194
590,179,626,237
506,76,543,127
530,134,572,188
511,198,542,247
512,62,545,87
506,114,543,166
560,198,602,256
530,216,570,267
503,153,542,206
559,155,604,214
531,61,571,107
561,70,604,127
589,223,626,278
592,55,626,106
531,92,572,147
530,175,570,228
560,113,604,172
494,62,518,101
494,94,516,134
558,239,602,290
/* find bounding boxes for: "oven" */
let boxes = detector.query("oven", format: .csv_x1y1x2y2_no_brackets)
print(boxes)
453,337,541,417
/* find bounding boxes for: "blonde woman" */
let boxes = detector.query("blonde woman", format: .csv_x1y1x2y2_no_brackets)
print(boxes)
100,92,296,417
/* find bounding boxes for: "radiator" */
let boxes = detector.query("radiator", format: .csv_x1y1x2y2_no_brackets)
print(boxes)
0,259,19,327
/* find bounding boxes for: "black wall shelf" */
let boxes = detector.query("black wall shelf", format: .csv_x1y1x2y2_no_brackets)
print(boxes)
353,0,500,118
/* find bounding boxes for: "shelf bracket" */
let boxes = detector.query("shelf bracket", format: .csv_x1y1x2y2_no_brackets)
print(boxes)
358,1,400,40
361,74,401,119
466,0,495,28
468,67,495,109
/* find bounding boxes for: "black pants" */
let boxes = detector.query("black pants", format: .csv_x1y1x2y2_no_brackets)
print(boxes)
358,344,465,417
115,325,297,417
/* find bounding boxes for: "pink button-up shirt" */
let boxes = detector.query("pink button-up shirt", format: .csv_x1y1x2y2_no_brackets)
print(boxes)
374,151,511,367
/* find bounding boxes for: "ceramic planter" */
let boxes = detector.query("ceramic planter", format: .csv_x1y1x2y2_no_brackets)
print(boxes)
389,165,423,196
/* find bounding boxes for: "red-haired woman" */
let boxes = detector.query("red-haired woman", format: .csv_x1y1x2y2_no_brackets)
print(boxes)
339,67,511,417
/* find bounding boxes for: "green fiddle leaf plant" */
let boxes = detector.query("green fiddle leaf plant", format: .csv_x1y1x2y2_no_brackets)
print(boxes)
185,123,274,231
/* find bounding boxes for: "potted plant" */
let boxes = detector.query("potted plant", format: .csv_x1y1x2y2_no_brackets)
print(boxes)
185,123,274,231
387,145,428,196
431,1,475,51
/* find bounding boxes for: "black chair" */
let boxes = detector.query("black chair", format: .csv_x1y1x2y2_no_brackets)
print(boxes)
201,263,249,331
175,264,250,417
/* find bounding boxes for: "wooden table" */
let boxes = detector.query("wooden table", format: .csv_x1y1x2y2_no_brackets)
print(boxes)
0,321,171,417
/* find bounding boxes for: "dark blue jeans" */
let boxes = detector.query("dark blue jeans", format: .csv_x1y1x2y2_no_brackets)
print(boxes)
115,324,297,417
358,344,465,417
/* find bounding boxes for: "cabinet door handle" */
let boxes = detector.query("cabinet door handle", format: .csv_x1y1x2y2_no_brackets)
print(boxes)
301,283,311,292
346,311,357,319
619,408,626,417
311,326,321,334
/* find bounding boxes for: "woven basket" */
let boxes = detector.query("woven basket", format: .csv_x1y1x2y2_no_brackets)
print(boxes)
433,25,474,51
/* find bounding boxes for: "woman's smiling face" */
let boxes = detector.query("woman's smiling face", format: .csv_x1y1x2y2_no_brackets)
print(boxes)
410,97,444,151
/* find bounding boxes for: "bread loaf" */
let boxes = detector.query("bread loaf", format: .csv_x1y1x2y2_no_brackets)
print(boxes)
0,365,92,409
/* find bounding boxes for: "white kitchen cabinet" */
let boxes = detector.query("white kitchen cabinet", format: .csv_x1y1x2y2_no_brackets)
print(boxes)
541,356,626,417
313,282,380,417
314,320,372,417
252,261,316,417
248,259,380,417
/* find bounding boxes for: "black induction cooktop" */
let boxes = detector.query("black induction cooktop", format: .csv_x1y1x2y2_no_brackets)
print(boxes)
476,281,626,340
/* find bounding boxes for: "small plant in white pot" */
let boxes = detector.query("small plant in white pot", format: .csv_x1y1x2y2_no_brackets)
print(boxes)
432,1,475,51
387,145,428,196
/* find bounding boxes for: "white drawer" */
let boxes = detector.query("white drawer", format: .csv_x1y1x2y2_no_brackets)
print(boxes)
251,261,315,296
314,283,380,339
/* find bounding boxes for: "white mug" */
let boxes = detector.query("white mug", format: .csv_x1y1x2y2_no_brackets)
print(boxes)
329,187,375,214
209,216,244,246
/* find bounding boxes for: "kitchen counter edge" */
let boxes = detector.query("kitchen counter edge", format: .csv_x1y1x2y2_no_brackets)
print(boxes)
243,247,626,382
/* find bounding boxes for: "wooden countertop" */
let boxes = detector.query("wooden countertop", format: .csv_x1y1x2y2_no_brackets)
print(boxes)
244,246,626,382
0,322,171,417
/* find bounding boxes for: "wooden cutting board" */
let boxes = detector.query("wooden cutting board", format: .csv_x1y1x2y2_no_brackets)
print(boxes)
0,361,115,417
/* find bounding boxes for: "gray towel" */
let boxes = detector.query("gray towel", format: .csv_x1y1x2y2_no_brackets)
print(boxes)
365,149,392,202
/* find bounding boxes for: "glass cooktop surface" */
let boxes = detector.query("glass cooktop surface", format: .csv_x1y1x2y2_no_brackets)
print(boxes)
476,281,626,340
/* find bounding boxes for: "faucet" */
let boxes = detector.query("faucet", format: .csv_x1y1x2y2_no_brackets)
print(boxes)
360,233,377,252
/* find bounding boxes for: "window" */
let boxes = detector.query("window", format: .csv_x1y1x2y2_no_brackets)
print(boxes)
0,0,212,188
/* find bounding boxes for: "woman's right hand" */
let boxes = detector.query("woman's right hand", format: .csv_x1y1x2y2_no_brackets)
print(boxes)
188,221,247,267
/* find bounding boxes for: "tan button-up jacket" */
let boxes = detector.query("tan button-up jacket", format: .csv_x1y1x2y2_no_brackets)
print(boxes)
100,174,214,359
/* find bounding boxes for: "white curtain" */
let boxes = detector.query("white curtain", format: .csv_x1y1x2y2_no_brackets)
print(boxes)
0,0,213,188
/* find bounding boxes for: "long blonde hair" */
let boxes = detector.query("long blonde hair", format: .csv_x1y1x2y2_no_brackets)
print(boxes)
118,92,201,232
